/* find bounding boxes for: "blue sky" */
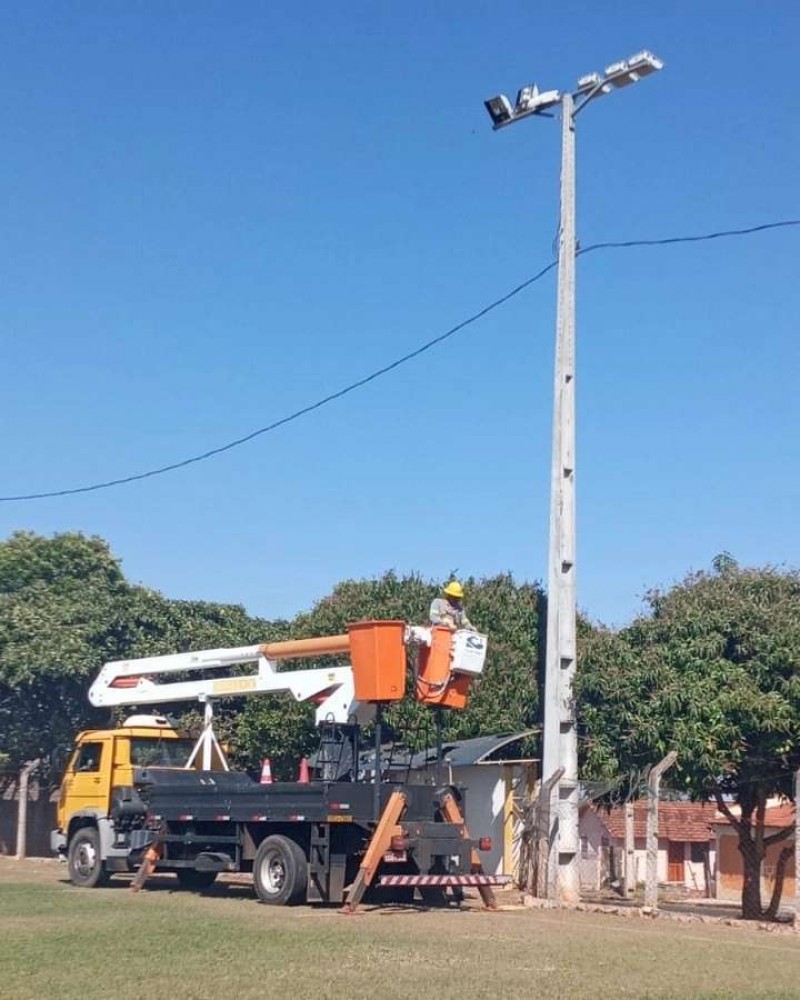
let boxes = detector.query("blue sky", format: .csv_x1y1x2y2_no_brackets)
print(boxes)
1,2,798,627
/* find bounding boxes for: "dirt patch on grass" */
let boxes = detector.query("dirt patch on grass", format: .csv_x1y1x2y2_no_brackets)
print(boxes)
0,857,63,884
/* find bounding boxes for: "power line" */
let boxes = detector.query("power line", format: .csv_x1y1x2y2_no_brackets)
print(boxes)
1,259,558,502
2,218,798,502
578,218,800,255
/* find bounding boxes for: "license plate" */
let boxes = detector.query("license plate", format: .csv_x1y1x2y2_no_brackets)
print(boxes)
383,850,407,863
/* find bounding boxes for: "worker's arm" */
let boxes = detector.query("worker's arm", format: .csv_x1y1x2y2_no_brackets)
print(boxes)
429,598,456,629
459,612,477,631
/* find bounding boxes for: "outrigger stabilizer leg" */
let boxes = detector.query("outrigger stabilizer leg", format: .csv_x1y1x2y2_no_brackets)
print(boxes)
130,830,164,894
439,790,498,910
341,789,408,914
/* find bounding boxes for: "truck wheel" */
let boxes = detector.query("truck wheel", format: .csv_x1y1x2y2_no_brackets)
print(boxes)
175,869,218,892
68,827,108,888
253,835,307,905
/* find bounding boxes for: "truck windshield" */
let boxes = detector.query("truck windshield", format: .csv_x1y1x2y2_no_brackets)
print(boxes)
130,737,195,767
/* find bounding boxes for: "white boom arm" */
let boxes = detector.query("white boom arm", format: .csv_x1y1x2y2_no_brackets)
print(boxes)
88,626,488,772
89,644,372,727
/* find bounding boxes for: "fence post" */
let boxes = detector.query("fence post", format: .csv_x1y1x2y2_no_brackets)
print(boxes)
794,767,799,925
623,800,635,897
15,759,41,861
644,751,677,911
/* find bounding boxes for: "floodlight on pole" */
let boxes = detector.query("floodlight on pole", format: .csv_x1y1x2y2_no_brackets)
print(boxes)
482,50,663,902
484,94,514,127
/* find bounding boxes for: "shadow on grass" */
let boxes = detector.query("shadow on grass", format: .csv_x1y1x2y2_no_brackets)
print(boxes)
55,872,487,915
57,873,257,899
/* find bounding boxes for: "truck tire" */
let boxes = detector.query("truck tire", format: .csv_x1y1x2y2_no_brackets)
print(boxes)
68,827,108,888
175,869,218,892
253,835,307,905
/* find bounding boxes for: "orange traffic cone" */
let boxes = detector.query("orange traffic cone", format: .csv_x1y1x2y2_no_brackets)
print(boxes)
297,758,310,783
260,758,273,784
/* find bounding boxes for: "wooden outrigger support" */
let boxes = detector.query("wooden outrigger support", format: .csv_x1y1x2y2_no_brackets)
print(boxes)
341,787,500,913
440,790,498,910
130,832,164,893
341,789,408,913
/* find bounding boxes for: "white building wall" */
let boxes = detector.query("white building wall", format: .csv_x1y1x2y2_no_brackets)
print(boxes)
409,762,536,878
631,839,665,884
578,808,608,890
629,840,714,890
451,764,506,876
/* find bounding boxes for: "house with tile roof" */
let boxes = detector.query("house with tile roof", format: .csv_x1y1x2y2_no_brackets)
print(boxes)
579,801,717,894
712,802,796,902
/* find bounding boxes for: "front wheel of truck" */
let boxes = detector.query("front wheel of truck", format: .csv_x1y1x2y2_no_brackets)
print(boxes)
67,827,108,888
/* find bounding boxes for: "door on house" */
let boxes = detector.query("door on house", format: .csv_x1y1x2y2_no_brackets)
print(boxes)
667,841,685,883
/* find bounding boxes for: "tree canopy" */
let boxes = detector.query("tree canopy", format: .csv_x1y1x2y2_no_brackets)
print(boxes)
576,558,800,918
0,531,271,768
0,534,543,778
228,571,543,777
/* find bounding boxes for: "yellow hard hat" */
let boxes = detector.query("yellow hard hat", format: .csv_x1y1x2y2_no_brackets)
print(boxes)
443,580,464,599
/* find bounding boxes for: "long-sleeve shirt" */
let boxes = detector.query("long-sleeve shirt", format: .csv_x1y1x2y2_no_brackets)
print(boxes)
428,597,475,631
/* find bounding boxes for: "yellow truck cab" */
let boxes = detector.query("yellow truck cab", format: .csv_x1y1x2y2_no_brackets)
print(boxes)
52,714,198,887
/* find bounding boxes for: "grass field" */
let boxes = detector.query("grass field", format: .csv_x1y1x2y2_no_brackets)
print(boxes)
1,859,798,1000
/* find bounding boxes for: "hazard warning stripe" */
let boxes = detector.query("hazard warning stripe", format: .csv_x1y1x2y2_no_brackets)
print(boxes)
378,875,512,887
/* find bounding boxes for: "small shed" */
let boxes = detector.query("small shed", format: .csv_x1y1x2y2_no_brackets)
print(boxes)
405,731,538,878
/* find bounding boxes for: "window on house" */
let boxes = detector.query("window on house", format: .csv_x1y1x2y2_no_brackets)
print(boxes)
581,835,590,860
690,842,707,864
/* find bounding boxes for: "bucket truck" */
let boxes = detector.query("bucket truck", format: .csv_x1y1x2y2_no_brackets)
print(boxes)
51,621,508,907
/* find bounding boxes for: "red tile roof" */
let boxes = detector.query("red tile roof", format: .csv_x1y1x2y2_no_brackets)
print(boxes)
594,801,716,842
713,803,795,828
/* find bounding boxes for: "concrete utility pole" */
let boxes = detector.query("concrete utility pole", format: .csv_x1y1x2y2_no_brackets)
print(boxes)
543,90,579,899
484,51,663,900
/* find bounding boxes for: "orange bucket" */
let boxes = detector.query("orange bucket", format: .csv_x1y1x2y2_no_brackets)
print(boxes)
347,620,407,702
415,626,470,710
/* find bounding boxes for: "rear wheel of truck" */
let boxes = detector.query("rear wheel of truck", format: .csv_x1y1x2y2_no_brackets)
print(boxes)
253,835,306,905
175,869,218,892
67,827,108,888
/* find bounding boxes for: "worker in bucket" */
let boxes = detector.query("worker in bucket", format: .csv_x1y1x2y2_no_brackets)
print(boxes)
429,580,476,631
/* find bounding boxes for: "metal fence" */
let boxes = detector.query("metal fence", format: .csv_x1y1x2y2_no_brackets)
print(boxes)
0,770,57,858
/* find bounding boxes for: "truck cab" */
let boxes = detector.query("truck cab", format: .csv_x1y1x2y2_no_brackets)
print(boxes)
52,715,199,886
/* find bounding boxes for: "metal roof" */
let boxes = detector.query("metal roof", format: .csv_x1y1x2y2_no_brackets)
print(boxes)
408,730,538,769
326,730,539,776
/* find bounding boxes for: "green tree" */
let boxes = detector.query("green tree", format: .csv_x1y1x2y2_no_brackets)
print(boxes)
233,571,544,776
0,533,545,791
576,561,800,920
0,531,270,768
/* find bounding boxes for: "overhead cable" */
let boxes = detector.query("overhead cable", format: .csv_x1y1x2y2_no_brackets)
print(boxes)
2,218,798,502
